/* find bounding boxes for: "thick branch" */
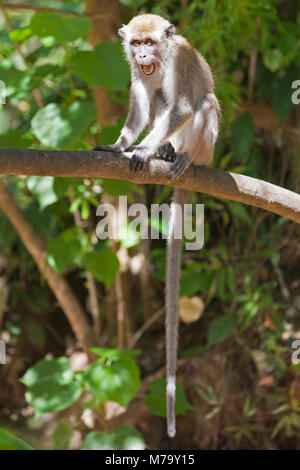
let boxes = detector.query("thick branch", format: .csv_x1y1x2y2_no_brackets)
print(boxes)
0,178,96,350
0,147,299,224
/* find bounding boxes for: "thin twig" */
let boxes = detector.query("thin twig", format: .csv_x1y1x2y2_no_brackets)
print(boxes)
130,307,164,348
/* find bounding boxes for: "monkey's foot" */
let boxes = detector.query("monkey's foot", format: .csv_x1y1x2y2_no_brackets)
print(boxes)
157,142,176,162
130,147,151,172
167,152,190,179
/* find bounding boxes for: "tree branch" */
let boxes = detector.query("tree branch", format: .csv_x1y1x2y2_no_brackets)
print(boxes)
0,147,299,224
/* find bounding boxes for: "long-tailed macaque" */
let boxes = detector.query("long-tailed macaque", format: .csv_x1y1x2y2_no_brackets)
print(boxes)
93,14,220,438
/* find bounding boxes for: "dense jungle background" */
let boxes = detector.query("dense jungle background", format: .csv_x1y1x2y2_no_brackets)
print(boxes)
0,0,300,450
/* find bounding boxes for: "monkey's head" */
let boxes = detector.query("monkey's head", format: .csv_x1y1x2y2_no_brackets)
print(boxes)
118,14,175,76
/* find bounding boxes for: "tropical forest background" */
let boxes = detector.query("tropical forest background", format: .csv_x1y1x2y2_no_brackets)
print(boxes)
0,0,299,450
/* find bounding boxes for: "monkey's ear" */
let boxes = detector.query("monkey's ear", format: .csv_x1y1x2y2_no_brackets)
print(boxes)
118,25,127,39
165,24,176,37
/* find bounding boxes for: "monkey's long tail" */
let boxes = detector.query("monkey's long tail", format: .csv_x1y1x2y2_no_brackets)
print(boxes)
166,187,189,438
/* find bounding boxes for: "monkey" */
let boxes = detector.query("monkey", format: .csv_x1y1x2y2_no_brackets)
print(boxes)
93,13,220,438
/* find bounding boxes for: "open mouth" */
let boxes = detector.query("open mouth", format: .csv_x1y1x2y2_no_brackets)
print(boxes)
141,63,156,75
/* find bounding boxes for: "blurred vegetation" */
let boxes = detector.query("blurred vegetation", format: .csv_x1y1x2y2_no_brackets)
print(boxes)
0,0,299,450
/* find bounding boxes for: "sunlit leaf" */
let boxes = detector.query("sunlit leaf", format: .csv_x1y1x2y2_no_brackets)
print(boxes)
31,102,96,148
83,426,145,450
71,42,130,91
82,356,140,407
30,13,91,44
0,428,33,450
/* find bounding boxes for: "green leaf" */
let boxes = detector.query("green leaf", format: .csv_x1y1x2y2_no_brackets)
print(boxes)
208,313,238,345
21,357,74,388
82,356,140,407
0,428,33,450
0,130,31,148
0,59,32,98
271,68,297,120
231,113,254,162
81,249,119,288
263,49,283,72
53,177,73,198
100,179,139,198
30,13,91,44
47,236,82,274
180,271,213,296
71,42,130,91
27,176,58,210
9,28,32,43
144,378,193,418
97,118,125,145
20,354,81,416
25,379,82,414
31,102,96,148
83,426,145,450
119,0,148,7
90,347,141,360
51,419,72,450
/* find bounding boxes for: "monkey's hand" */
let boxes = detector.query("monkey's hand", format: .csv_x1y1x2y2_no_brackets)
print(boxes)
130,147,153,172
157,142,176,162
167,152,190,179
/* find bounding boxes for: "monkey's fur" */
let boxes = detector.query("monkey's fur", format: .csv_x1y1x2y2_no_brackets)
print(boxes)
93,14,220,437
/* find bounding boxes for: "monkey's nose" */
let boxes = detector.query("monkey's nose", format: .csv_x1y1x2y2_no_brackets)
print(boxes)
139,54,147,59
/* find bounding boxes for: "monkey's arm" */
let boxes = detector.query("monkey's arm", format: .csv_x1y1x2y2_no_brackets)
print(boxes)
93,81,150,153
144,108,192,147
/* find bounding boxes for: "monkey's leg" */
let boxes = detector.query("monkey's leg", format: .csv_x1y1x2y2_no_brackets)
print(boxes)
167,152,190,179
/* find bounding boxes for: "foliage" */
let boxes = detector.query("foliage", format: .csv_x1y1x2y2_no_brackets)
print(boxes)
0,0,299,450
82,426,145,450
0,428,33,450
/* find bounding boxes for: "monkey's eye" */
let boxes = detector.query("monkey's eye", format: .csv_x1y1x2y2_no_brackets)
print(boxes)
131,40,141,47
145,38,153,46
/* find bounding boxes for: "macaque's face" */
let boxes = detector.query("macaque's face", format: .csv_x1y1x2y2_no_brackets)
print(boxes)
119,15,175,76
129,35,160,75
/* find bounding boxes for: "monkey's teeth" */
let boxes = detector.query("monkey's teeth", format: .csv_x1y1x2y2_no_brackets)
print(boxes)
142,63,155,75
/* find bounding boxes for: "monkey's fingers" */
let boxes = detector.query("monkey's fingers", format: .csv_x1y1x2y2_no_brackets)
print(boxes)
130,153,146,172
167,153,189,179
